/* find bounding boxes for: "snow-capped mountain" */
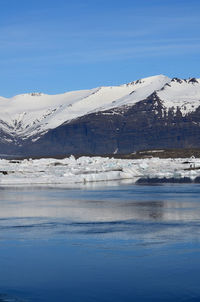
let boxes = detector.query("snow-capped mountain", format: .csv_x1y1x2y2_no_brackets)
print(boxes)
0,75,170,140
0,74,200,156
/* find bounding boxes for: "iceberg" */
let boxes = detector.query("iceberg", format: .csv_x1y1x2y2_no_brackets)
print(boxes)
0,156,199,185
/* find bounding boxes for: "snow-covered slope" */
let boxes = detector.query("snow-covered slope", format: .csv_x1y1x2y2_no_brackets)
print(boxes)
0,74,199,142
157,78,200,115
0,75,170,140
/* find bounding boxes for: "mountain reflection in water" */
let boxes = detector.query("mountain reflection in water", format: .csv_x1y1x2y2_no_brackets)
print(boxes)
0,184,200,243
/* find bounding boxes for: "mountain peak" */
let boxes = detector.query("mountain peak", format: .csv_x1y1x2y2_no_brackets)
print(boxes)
171,77,199,84
188,78,199,84
127,74,170,86
171,77,184,84
0,74,199,142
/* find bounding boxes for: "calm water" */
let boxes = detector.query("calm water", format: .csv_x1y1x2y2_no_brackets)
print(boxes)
0,183,200,302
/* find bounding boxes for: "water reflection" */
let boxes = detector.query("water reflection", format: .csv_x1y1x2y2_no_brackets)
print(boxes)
0,184,200,302
0,184,200,244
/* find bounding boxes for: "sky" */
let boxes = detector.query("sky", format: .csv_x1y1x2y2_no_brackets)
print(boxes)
0,0,200,97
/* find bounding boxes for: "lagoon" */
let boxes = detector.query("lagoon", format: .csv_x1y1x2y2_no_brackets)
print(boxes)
0,184,200,301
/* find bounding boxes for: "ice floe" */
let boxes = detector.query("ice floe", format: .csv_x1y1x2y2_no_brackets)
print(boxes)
0,155,200,185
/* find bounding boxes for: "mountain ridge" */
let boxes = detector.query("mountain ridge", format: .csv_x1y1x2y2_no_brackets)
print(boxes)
0,74,200,156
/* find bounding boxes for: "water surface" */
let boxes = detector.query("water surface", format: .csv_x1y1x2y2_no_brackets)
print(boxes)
0,184,200,301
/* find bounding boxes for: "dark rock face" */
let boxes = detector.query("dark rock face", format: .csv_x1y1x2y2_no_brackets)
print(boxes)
0,128,19,155
19,94,200,156
188,78,199,84
1,93,200,157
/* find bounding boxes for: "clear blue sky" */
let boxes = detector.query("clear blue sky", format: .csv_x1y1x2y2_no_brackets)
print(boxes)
0,0,200,97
